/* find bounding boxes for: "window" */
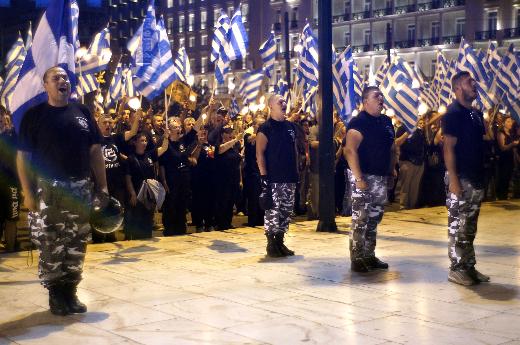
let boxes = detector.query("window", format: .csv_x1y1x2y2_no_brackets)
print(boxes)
364,29,371,46
167,17,173,34
431,59,436,77
167,0,173,8
188,0,193,4
190,58,195,72
364,0,371,12
179,14,185,33
516,9,520,28
188,13,194,31
456,17,465,36
291,35,299,51
242,3,249,22
364,64,370,76
201,57,208,73
214,7,220,25
189,36,195,47
407,24,416,42
200,9,207,29
386,0,391,9
431,21,440,38
344,1,350,13
179,36,185,47
344,31,351,46
487,11,498,31
201,34,208,45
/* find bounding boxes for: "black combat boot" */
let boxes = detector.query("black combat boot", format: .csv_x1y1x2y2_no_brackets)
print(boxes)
275,233,295,256
265,233,283,258
351,258,371,273
366,256,389,270
62,283,87,313
48,286,69,316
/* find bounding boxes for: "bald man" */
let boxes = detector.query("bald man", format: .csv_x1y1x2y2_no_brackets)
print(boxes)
256,94,299,257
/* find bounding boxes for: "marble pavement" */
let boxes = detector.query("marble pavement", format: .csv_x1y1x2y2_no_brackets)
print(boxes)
1,200,520,344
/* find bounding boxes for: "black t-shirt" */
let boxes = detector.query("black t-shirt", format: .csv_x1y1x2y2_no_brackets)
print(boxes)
0,129,18,184
18,102,102,180
101,133,126,188
215,144,241,186
346,111,395,176
159,140,191,187
126,150,158,192
257,118,298,183
243,133,259,175
396,127,426,165
192,143,215,180
441,101,485,186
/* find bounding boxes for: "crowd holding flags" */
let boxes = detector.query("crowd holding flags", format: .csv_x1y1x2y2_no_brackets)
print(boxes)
259,32,276,79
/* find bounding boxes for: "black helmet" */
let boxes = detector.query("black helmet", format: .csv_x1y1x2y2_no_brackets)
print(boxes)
90,196,124,234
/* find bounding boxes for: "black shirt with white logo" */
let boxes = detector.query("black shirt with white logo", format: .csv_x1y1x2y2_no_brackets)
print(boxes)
442,100,485,187
159,140,191,189
101,133,126,190
126,150,158,192
18,102,102,180
347,111,395,176
257,118,298,183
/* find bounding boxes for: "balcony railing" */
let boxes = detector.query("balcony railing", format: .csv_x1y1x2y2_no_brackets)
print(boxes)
332,13,351,23
394,4,416,15
373,7,392,17
352,44,370,53
442,35,463,44
352,10,370,21
503,27,520,38
394,39,416,49
418,1,442,11
418,37,441,46
475,30,497,40
290,20,298,29
373,42,387,51
442,0,465,7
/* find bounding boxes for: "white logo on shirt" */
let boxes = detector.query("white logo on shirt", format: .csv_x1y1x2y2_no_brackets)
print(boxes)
288,129,295,142
76,116,89,130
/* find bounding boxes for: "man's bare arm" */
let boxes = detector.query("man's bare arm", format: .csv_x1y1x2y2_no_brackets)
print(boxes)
256,132,268,176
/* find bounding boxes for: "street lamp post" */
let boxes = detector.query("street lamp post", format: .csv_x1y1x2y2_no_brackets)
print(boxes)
284,11,291,85
316,0,337,233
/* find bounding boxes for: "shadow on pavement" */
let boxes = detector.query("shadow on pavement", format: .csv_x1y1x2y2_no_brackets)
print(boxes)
208,240,248,253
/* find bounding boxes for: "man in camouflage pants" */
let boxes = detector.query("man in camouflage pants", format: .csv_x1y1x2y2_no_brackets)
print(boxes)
442,71,489,286
257,94,299,257
17,67,108,315
344,86,396,272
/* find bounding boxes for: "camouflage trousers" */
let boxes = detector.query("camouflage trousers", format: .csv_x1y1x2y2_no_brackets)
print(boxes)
347,170,387,260
444,173,484,271
29,178,92,288
264,183,296,235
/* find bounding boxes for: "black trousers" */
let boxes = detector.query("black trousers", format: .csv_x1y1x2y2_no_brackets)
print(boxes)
496,158,513,200
191,174,216,228
244,173,264,226
124,202,154,240
215,181,239,230
163,172,190,235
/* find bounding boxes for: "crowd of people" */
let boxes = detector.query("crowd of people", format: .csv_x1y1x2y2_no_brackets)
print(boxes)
1,78,519,249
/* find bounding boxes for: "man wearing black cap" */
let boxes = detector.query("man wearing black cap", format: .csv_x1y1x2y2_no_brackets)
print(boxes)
17,66,108,315
256,94,299,257
208,106,227,146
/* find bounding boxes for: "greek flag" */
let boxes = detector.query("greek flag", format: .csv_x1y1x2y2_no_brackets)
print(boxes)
332,46,357,123
501,90,520,123
457,38,489,84
210,12,230,63
173,47,191,83
259,32,276,78
105,63,123,106
432,52,447,94
497,44,520,97
439,59,456,107
382,63,419,132
394,56,424,85
156,16,176,90
297,23,319,87
25,22,33,51
274,79,290,104
420,84,438,110
75,73,98,97
1,33,26,110
487,42,501,73
11,0,78,132
302,86,317,118
239,70,263,104
226,9,248,61
374,57,389,86
123,66,138,97
230,97,240,119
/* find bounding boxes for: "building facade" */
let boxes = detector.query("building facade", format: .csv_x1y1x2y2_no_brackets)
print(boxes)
321,0,520,81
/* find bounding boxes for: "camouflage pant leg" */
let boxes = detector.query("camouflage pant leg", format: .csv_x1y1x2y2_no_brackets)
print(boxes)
348,171,387,260
445,174,484,271
264,183,296,235
30,179,92,288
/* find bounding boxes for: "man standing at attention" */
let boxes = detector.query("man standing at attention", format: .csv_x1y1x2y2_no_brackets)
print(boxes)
17,66,108,315
344,86,396,272
442,71,489,286
256,94,299,257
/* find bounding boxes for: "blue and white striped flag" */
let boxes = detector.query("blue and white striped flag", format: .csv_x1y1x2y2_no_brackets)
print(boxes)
439,59,456,107
226,9,248,61
259,32,276,79
457,38,489,84
497,44,519,97
1,33,26,110
332,46,357,123
420,84,438,110
374,57,389,86
432,52,447,94
501,89,520,123
123,66,138,97
301,85,317,118
75,73,99,97
105,63,123,106
210,12,230,63
11,0,78,131
156,16,176,90
25,22,33,51
382,63,420,132
486,42,501,73
230,97,240,119
173,47,191,83
297,23,319,87
274,79,290,104
239,70,263,105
